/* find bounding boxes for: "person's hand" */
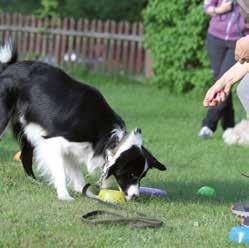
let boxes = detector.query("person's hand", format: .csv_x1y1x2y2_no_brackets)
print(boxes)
203,80,232,107
206,6,217,17
215,1,232,14
235,36,249,63
206,2,232,17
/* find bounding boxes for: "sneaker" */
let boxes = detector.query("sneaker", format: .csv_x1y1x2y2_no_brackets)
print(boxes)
198,126,214,139
231,202,249,217
240,217,249,227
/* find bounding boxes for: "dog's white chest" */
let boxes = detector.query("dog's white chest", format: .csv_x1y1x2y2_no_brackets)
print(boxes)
23,122,104,171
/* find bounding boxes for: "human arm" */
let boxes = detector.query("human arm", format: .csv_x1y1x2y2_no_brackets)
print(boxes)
235,36,249,63
203,62,249,107
204,0,233,17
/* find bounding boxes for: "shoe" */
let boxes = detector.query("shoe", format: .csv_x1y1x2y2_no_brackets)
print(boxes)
231,202,249,217
240,217,249,227
198,126,214,139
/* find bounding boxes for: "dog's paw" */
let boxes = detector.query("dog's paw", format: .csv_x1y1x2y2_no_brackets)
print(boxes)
58,194,74,201
73,184,84,193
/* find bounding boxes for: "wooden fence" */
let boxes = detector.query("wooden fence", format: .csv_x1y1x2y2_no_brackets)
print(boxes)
0,13,152,77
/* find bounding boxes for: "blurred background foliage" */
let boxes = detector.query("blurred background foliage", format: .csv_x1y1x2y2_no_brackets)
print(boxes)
143,0,212,92
0,0,148,21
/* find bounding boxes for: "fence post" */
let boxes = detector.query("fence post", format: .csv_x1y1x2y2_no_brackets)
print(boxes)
35,17,43,58
75,18,83,64
41,17,49,59
94,20,102,71
54,17,62,65
108,21,116,72
12,13,18,42
81,19,89,64
136,23,144,75
28,15,36,55
0,13,4,42
61,17,68,66
122,22,130,73
128,22,137,75
102,20,110,72
88,20,96,62
115,21,123,72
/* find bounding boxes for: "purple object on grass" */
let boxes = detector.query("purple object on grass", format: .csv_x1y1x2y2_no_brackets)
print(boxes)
139,187,167,198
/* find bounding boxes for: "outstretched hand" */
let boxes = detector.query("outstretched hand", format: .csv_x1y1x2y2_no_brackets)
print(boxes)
203,81,232,107
203,62,249,108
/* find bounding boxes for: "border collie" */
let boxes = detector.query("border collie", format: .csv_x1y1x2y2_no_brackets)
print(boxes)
0,41,166,200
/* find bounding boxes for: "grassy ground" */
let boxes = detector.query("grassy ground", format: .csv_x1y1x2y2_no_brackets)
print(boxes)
0,71,249,247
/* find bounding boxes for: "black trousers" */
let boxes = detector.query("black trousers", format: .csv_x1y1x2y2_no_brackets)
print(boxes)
202,34,236,131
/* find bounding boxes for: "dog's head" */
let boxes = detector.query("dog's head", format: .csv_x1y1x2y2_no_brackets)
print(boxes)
105,128,166,200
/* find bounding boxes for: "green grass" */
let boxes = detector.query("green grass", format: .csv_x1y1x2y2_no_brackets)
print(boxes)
1,71,249,247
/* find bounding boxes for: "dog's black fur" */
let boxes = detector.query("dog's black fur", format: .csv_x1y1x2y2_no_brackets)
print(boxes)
0,42,166,199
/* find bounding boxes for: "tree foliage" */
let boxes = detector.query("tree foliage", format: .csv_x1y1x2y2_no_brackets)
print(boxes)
0,0,147,21
143,0,212,92
0,0,40,14
35,0,59,18
59,0,147,21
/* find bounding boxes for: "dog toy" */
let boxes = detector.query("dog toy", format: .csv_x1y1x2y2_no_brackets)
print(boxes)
229,226,249,244
84,185,167,204
98,189,126,204
197,186,216,197
139,187,167,198
13,151,21,161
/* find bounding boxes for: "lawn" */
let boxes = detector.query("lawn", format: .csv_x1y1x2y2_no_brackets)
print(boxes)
1,70,249,247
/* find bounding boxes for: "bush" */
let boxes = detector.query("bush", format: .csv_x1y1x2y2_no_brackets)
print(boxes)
59,0,148,22
143,0,212,92
35,0,59,18
0,0,148,22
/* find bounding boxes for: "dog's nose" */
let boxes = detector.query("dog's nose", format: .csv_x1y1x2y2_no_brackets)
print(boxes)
125,193,139,201
131,193,139,199
135,128,142,134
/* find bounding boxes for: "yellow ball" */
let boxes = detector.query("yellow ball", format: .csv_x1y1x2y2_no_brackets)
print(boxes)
98,189,126,204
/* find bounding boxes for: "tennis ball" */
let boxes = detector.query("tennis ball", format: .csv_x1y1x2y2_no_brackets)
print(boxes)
197,186,216,197
98,189,126,204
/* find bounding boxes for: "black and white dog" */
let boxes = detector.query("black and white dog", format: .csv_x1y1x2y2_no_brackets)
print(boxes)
0,41,166,200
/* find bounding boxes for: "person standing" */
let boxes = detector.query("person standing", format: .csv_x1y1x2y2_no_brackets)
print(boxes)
199,0,249,138
203,0,249,224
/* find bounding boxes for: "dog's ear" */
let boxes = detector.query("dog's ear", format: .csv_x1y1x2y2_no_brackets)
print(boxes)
142,146,166,171
107,128,126,150
94,129,124,158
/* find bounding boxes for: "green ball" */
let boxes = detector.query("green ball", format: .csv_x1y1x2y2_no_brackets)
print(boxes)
197,186,216,197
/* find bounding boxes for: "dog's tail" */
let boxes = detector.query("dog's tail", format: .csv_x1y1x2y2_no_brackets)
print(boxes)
0,40,18,138
0,40,17,74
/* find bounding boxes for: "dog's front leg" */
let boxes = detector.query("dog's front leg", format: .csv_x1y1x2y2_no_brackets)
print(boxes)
64,158,86,193
35,139,74,201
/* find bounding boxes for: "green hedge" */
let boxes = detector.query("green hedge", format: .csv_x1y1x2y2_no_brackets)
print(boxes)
143,0,212,92
0,0,148,22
